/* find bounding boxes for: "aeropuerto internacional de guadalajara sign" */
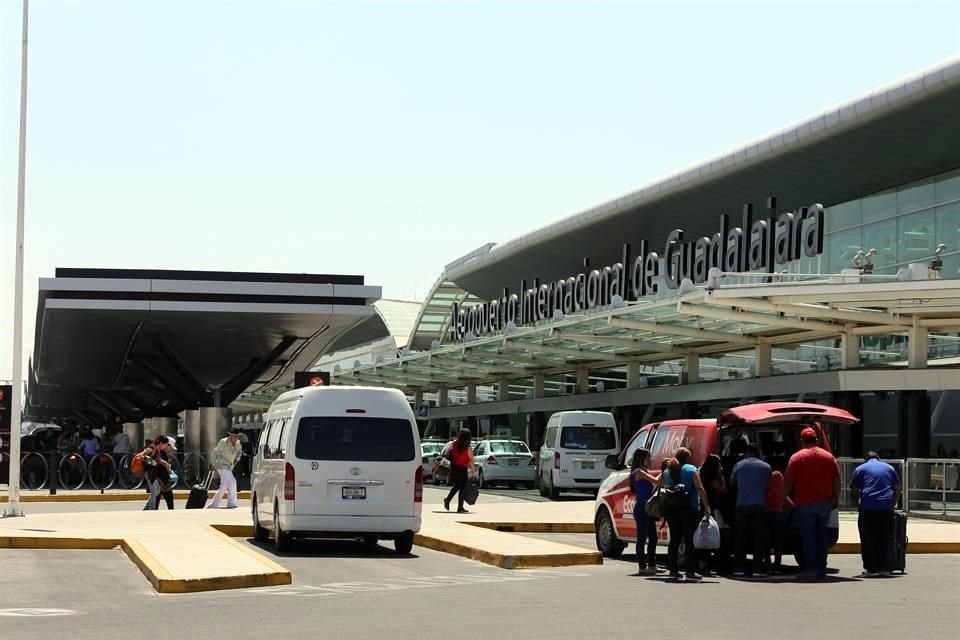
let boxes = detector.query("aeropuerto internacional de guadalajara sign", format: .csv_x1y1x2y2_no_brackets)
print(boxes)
448,197,825,342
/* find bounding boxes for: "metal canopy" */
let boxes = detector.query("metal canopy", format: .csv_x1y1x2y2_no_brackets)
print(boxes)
26,268,382,424
333,275,960,393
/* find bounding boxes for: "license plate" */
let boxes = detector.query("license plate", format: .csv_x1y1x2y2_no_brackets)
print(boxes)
508,459,519,466
342,486,366,500
581,461,594,469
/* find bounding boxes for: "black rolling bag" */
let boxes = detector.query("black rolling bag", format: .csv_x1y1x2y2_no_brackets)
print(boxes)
888,510,908,574
186,472,215,509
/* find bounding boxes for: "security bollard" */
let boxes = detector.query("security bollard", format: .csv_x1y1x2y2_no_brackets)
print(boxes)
47,451,58,495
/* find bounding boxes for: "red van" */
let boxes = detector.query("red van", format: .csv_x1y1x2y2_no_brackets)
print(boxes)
593,402,858,561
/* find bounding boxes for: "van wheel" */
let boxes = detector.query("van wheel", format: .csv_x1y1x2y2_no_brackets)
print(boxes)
252,496,269,542
537,472,547,497
273,506,293,552
394,531,414,555
548,475,560,500
595,509,625,558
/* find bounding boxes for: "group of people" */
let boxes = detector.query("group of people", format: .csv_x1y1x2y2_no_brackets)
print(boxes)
629,426,902,581
138,429,243,511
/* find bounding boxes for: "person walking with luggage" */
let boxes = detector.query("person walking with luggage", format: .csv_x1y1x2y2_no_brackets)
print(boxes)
208,429,243,509
850,451,902,577
663,447,711,581
784,427,840,580
630,448,659,574
142,436,174,511
730,444,771,576
443,429,475,514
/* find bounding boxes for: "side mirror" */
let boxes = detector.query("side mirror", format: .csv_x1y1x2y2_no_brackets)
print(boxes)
605,454,625,471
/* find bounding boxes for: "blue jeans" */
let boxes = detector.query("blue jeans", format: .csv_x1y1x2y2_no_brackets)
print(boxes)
633,501,657,568
795,500,832,576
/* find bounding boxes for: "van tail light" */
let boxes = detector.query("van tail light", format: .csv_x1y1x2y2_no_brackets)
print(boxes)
486,456,498,465
414,466,423,503
528,457,537,467
284,463,295,501
554,451,560,469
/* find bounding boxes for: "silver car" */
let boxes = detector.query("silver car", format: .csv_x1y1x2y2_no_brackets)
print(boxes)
472,439,536,489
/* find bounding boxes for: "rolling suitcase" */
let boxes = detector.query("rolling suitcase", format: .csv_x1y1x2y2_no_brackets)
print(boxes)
888,510,907,574
186,471,215,509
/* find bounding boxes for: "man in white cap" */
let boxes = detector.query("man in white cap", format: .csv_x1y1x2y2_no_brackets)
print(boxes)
208,429,242,509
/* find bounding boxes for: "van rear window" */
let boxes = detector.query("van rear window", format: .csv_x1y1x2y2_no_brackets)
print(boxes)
560,427,616,450
294,417,416,462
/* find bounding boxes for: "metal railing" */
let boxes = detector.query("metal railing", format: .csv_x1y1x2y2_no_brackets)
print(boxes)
837,457,960,516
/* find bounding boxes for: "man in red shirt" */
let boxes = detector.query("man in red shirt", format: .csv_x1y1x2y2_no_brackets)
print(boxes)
784,426,840,580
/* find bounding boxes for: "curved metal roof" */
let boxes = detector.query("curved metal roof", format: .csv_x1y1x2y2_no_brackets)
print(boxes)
446,56,960,300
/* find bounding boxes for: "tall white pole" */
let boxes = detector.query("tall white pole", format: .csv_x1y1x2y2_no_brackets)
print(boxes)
5,0,29,518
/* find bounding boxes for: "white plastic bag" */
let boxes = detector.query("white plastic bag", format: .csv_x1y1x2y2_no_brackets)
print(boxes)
693,515,721,550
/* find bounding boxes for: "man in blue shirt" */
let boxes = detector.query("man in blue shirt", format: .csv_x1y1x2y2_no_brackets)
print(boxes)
850,452,901,577
731,444,772,576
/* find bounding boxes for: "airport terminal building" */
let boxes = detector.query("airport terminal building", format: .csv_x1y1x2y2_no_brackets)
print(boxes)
323,57,960,459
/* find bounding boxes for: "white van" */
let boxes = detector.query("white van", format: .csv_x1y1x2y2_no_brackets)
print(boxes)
538,411,619,499
251,386,422,554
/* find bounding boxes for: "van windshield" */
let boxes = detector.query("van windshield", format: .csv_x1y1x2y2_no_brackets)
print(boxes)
560,427,617,450
295,417,416,462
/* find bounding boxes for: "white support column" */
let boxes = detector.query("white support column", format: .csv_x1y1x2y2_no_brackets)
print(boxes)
466,383,477,404
755,344,772,377
841,333,860,369
683,353,699,384
577,368,590,394
909,324,928,369
626,361,641,389
497,379,509,402
438,386,448,407
533,374,545,399
413,389,423,408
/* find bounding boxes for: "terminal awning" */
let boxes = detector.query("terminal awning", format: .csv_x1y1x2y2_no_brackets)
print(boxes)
334,276,960,392
26,269,382,425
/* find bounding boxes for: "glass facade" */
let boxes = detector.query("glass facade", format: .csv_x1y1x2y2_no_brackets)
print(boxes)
823,167,960,277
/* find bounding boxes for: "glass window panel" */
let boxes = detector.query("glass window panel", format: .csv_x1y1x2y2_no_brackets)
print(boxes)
825,199,861,232
861,190,896,224
897,210,936,264
825,227,862,273
935,169,960,205
896,179,936,214
936,202,960,257
941,253,960,280
862,219,897,269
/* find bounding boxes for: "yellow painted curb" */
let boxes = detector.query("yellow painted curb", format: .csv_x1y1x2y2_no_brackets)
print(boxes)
1,491,252,504
467,522,595,534
413,532,602,569
0,536,120,550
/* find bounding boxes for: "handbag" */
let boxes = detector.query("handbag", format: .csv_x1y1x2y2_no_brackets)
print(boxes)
659,483,690,515
462,479,479,506
644,476,665,518
693,515,721,549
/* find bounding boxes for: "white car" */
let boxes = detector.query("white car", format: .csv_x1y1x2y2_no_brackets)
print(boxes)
473,439,536,489
420,441,446,480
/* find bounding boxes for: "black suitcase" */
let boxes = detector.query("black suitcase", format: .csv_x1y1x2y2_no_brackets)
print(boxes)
888,510,907,574
186,472,215,509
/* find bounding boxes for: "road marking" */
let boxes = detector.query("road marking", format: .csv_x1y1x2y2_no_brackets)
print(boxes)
0,608,80,617
241,569,591,598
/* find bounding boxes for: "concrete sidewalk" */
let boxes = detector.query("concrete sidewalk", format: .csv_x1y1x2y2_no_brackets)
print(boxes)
0,488,252,502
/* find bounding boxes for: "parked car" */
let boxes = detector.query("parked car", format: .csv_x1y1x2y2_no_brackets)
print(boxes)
431,440,453,486
473,438,536,489
593,401,859,561
420,440,446,481
538,411,620,499
251,385,422,554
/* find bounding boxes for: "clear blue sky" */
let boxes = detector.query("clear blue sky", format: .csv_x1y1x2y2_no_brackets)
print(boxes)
1,0,958,378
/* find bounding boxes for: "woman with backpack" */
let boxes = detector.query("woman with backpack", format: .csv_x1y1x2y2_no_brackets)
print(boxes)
630,448,659,574
443,429,476,514
141,436,174,510
663,447,711,580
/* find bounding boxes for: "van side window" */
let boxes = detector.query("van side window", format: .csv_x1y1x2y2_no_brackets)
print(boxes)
266,419,284,459
276,418,290,456
543,427,558,448
623,428,655,465
256,423,271,457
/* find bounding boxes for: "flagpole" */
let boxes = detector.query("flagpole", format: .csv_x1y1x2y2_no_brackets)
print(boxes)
4,0,29,518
